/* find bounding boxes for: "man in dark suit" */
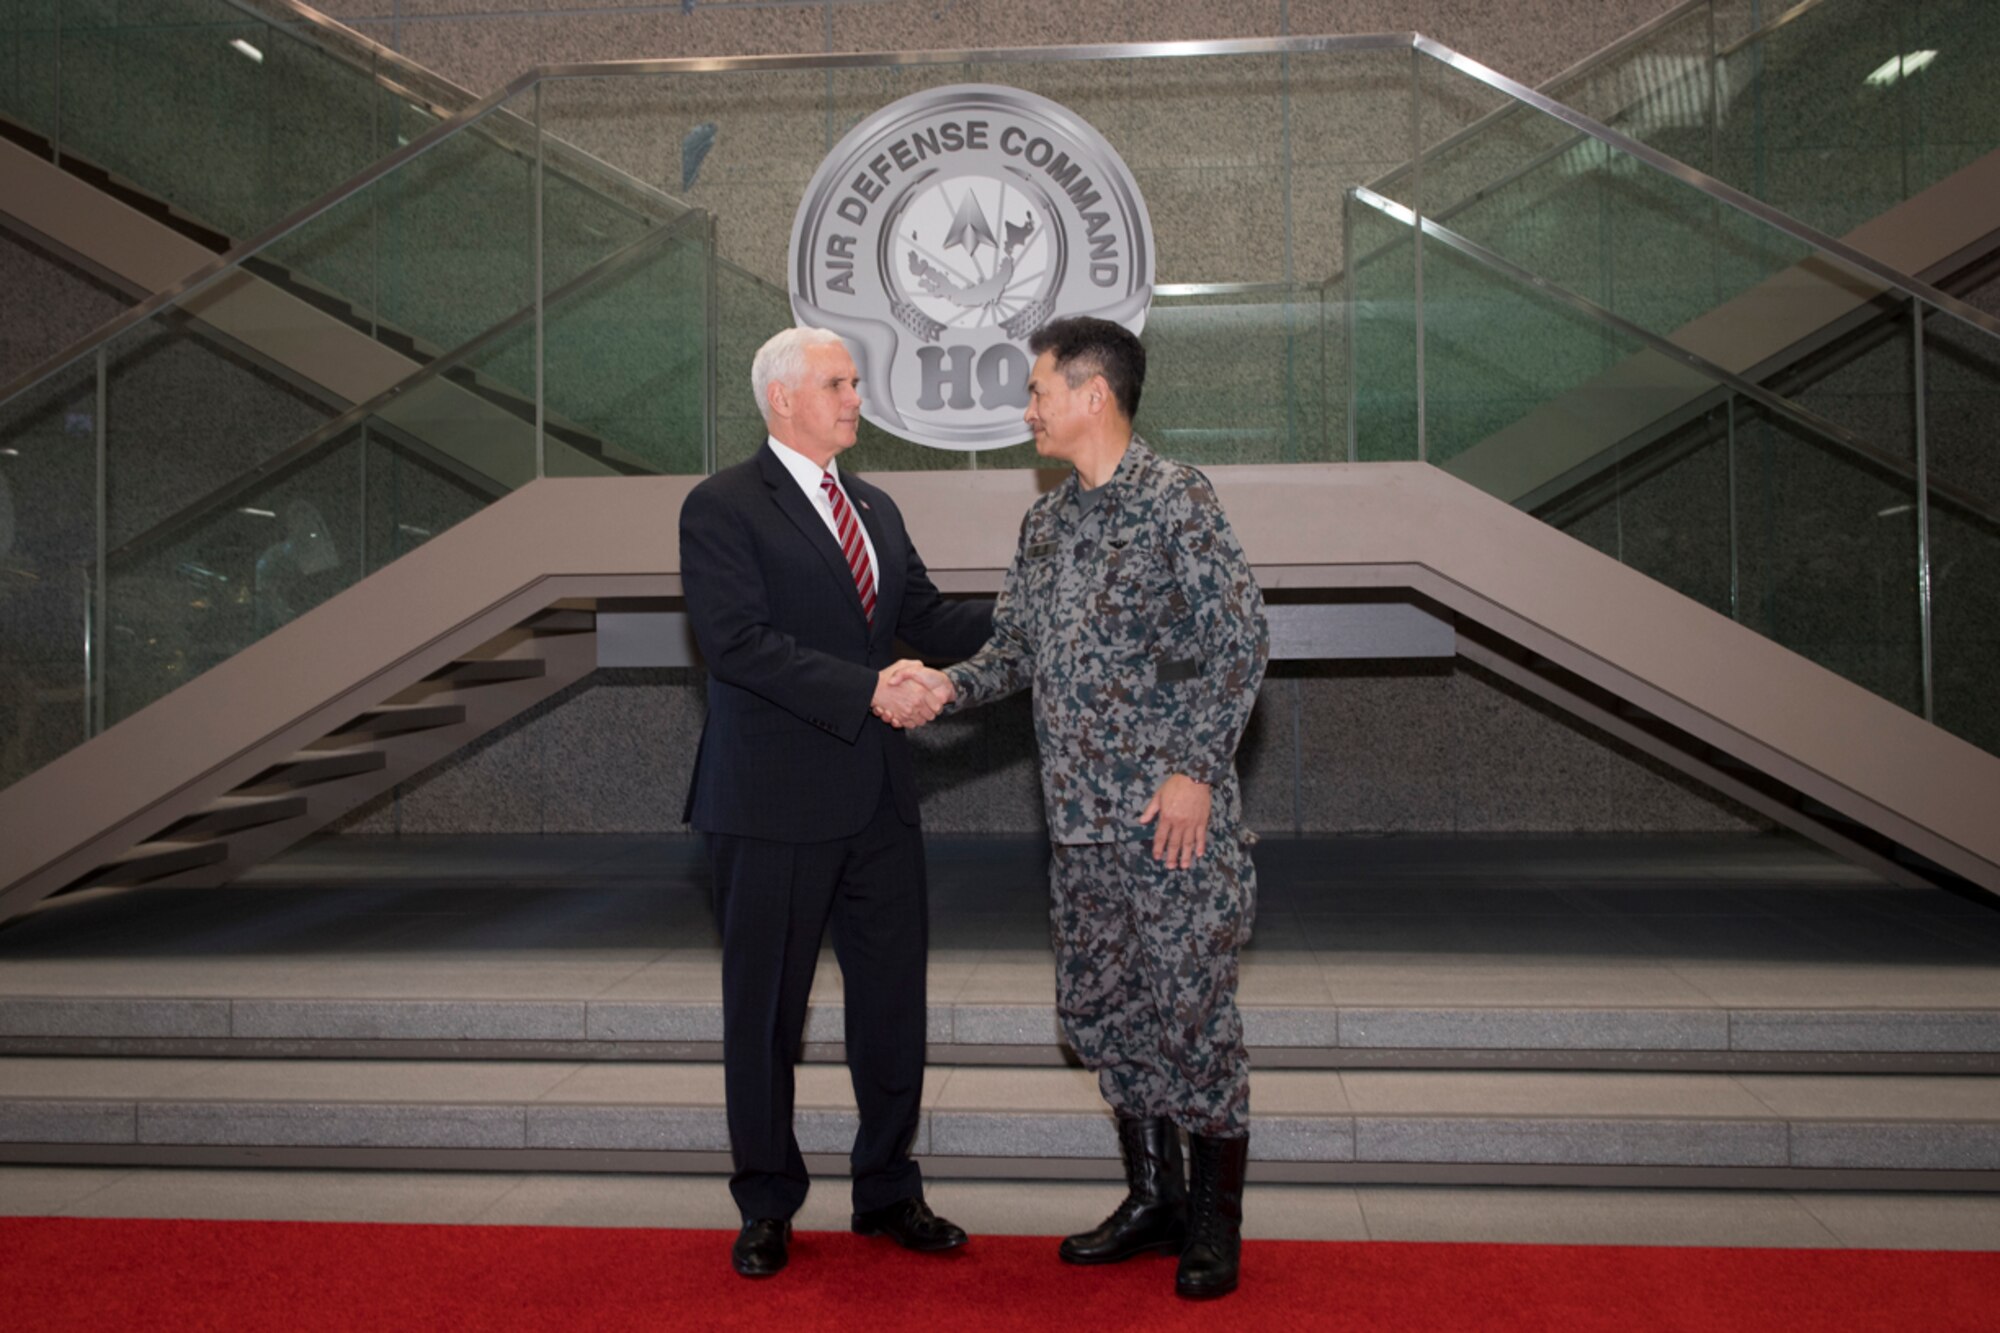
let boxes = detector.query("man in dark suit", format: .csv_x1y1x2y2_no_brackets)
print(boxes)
679,326,992,1278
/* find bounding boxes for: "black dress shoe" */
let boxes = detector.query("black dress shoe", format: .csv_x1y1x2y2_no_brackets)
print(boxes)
732,1218,791,1277
851,1197,968,1252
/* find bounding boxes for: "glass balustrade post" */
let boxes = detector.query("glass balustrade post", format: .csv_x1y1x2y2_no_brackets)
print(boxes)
357,422,369,577
90,343,105,737
1410,44,1427,462
1342,189,1358,463
1726,392,1740,622
78,564,90,741
703,211,719,477
533,81,546,481
1706,0,1721,178
1913,298,1935,723
1281,44,1298,465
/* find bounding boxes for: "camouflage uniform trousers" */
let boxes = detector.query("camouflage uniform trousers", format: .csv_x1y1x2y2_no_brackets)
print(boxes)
1048,831,1256,1139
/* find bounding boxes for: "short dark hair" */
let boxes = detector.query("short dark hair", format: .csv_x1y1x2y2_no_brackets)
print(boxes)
1028,317,1145,422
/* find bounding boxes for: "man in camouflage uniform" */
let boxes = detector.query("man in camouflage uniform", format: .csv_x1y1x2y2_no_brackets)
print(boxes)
896,317,1268,1300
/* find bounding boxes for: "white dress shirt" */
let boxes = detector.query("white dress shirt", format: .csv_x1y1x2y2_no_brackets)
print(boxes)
766,436,879,597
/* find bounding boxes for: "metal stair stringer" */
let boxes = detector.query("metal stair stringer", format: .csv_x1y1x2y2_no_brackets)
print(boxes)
5,465,1999,928
0,476,706,925
904,463,2000,895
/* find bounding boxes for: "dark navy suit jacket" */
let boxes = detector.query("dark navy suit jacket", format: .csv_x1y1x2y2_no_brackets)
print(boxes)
679,443,992,843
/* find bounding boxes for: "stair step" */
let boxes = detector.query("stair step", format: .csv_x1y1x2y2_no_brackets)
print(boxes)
165,794,310,840
523,609,595,634
331,703,467,739
248,747,389,789
5,995,1997,1071
90,840,227,886
3,1059,1997,1182
430,658,547,685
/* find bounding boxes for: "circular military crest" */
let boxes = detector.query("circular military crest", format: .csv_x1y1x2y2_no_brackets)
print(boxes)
790,84,1154,451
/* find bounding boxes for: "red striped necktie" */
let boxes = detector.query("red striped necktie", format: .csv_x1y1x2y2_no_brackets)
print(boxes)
820,470,876,623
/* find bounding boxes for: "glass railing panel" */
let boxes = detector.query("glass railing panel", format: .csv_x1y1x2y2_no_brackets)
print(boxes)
711,257,792,472
1731,394,1925,716
541,159,659,296
360,351,539,498
42,0,407,245
1548,2,1724,178
543,218,708,478
1416,226,1648,471
1413,57,1829,358
371,91,536,359
1346,189,1419,462
360,425,493,579
1395,177,1935,718
1142,284,1334,467
101,358,533,728
0,360,95,789
1907,0,2000,191
1781,293,1918,463
1526,0,2000,245
538,69,875,470
0,0,58,135
95,299,342,724
1712,0,1910,240
99,318,339,559
1922,310,2000,755
104,420,366,725
543,46,1408,473
540,68,824,289
1537,399,1737,619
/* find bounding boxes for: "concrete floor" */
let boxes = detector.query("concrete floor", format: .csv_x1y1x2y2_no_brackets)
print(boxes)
9,833,2000,1017
7,832,2000,1250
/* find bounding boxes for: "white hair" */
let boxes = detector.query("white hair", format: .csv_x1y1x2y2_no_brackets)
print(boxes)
752,326,850,427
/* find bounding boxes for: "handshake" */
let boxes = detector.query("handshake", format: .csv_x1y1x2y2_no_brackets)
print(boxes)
872,660,956,730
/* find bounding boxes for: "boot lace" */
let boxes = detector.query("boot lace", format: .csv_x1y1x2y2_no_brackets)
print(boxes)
1185,1146,1225,1249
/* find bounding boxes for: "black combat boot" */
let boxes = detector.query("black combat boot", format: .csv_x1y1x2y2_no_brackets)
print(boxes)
1058,1116,1187,1264
1175,1132,1248,1299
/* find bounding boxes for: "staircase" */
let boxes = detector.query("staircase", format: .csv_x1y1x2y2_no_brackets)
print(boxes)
6,834,2000,1188
5,9,2000,1197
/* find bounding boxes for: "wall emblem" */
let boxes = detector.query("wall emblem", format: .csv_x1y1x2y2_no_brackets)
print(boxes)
790,84,1154,451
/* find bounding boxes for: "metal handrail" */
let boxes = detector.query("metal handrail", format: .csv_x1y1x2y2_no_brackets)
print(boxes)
104,207,714,566
1716,0,1836,60
1350,185,2000,532
223,0,687,226
1370,0,1841,198
6,29,1997,416
1369,0,1713,194
1406,36,2000,343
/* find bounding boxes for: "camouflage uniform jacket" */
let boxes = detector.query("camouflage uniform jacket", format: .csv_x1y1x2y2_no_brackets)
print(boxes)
944,437,1269,844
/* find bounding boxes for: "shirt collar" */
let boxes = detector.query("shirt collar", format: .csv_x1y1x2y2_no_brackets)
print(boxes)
1059,434,1151,513
767,436,840,493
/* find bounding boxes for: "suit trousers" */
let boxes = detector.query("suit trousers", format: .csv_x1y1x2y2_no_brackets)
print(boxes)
708,777,930,1222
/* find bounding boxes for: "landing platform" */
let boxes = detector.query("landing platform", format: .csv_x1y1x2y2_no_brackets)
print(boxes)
2,834,1996,1069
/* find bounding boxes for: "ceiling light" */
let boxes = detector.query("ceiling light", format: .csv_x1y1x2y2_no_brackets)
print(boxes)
229,38,264,64
1865,50,1937,88
238,507,276,518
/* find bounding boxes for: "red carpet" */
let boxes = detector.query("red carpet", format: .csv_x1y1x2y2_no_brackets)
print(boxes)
4,1218,1996,1331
